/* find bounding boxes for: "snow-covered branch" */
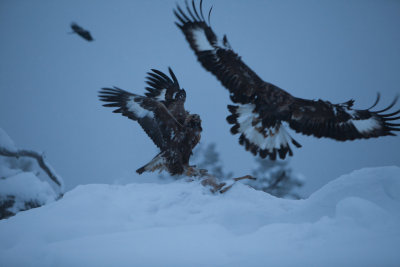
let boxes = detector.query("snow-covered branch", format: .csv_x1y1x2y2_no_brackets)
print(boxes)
0,146,64,190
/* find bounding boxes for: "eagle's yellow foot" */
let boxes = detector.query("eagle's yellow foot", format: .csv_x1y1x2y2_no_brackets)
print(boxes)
185,165,209,177
185,166,197,177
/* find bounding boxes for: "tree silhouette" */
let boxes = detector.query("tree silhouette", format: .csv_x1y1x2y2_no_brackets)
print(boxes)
247,158,304,199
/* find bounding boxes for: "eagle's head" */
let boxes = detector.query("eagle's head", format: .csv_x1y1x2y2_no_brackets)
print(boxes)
174,89,186,101
187,114,202,132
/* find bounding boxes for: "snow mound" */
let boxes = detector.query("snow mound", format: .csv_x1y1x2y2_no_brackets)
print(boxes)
0,172,57,215
1,167,399,267
0,127,59,219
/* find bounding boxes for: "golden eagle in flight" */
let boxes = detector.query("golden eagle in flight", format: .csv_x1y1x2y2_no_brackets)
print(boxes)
70,22,94,42
174,0,400,160
99,68,202,175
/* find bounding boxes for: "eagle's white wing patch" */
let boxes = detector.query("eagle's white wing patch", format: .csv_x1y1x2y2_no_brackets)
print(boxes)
126,96,154,119
191,28,214,51
350,118,380,133
154,89,167,102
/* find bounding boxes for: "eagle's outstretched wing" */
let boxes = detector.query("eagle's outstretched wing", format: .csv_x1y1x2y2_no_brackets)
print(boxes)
174,0,280,104
98,87,182,150
289,95,400,140
227,95,400,159
144,68,181,102
144,67,188,124
176,0,400,160
70,22,93,41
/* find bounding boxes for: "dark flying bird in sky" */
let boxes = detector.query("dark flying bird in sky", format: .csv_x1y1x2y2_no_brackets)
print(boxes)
99,68,202,175
174,0,400,160
70,22,94,41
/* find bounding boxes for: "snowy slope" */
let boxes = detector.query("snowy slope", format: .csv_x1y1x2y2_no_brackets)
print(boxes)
0,167,399,267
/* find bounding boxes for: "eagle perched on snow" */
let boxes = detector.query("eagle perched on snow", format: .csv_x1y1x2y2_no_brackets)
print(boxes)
99,68,202,175
174,0,400,160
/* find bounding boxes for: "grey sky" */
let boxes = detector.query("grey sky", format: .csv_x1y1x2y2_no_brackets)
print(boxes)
1,0,399,196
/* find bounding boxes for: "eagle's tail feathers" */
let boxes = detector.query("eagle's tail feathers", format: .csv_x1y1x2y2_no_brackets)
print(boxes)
136,153,166,175
136,166,146,174
226,103,301,160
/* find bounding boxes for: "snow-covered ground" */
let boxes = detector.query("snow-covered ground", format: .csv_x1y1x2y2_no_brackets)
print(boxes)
1,166,399,267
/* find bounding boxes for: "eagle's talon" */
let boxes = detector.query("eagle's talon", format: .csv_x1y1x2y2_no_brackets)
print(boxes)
185,166,198,177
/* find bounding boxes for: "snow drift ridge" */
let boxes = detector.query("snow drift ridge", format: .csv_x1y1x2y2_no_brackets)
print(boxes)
0,166,399,267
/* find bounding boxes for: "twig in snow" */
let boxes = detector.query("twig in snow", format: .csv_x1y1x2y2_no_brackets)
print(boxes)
184,166,255,193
